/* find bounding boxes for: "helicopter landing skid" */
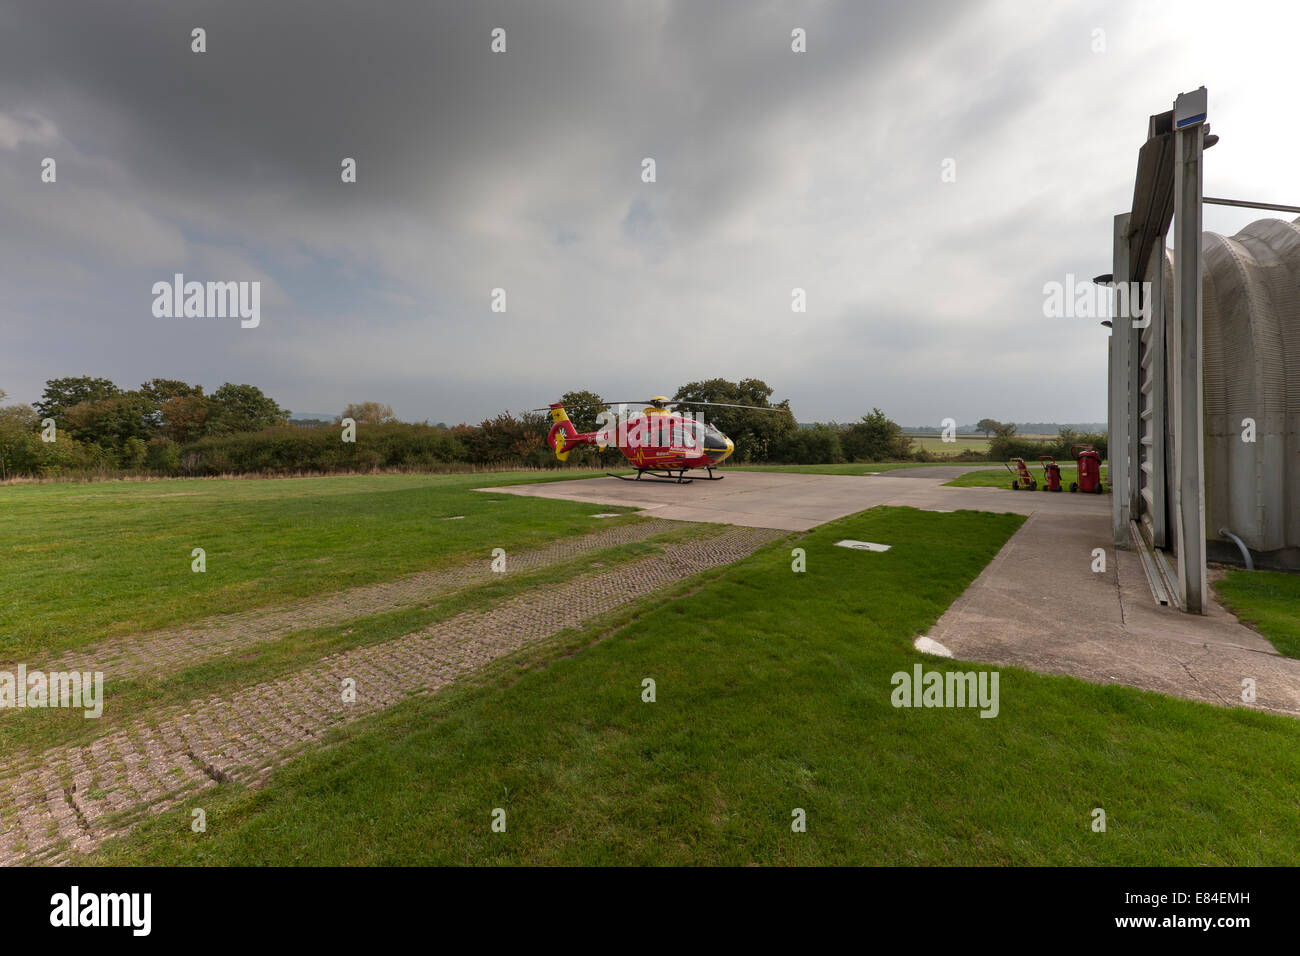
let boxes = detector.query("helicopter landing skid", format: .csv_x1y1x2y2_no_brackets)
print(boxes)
607,468,725,484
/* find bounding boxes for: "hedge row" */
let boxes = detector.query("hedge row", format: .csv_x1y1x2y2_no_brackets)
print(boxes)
2,419,1107,481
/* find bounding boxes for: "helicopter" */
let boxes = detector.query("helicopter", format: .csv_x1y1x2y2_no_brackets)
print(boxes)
537,396,790,484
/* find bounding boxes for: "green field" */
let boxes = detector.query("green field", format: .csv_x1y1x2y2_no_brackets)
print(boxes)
0,497,716,762
0,470,635,662
78,501,1300,866
5,470,1299,866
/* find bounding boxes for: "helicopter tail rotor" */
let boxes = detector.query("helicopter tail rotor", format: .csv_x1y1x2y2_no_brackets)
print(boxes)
545,404,581,461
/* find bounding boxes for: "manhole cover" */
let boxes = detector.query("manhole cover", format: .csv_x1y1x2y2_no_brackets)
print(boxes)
834,540,891,552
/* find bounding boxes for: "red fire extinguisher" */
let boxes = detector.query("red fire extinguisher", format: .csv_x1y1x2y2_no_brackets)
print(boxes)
1070,444,1104,494
1038,456,1063,492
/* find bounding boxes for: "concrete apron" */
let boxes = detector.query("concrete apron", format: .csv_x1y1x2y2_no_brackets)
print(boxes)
924,509,1300,717
482,470,1300,718
478,470,1103,532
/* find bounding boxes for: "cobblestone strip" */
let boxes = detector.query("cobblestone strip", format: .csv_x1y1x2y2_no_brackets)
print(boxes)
0,526,782,865
4,519,679,690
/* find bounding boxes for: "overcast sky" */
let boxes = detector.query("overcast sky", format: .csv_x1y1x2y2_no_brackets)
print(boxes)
2,0,1297,426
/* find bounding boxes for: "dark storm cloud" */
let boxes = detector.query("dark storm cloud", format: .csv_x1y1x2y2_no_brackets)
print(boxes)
1,1,966,225
1,0,1294,424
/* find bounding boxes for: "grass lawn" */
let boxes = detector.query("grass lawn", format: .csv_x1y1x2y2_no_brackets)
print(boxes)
945,463,1110,491
1215,569,1300,659
0,470,635,661
733,461,998,476
90,505,1300,866
0,520,717,760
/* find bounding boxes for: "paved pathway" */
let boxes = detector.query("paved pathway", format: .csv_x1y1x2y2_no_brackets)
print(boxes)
923,510,1300,717
2,519,676,693
0,525,781,865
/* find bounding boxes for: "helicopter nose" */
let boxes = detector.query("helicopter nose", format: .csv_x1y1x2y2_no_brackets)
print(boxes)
713,437,734,462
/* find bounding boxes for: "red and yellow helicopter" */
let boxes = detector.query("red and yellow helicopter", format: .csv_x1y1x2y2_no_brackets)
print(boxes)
538,396,788,484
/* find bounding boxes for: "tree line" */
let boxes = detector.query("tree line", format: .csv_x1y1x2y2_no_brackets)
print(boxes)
0,378,290,479
0,375,1100,480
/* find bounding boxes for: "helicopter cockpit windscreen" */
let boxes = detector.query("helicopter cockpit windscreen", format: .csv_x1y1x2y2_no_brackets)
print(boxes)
699,423,729,453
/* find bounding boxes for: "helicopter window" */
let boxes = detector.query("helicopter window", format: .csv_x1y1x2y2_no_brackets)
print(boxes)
669,425,697,448
701,425,729,450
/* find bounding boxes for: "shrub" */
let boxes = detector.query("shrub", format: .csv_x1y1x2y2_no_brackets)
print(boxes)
842,409,911,462
769,424,844,464
990,430,1108,463
146,438,181,475
121,436,148,471
174,422,468,476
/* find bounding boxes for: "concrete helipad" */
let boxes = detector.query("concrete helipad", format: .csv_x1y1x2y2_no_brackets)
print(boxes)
478,467,1108,531
481,466,1300,718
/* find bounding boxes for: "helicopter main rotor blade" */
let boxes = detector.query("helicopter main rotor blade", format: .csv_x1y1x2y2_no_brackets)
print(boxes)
530,399,791,413
670,401,792,413
528,400,661,412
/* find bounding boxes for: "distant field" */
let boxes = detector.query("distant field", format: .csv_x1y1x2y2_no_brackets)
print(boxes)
901,433,1059,455
904,434,991,454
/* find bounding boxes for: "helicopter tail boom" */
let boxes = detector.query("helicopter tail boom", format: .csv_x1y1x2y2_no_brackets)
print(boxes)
545,405,595,461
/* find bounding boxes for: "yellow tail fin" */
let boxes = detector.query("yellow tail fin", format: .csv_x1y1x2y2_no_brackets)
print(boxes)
549,407,572,461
